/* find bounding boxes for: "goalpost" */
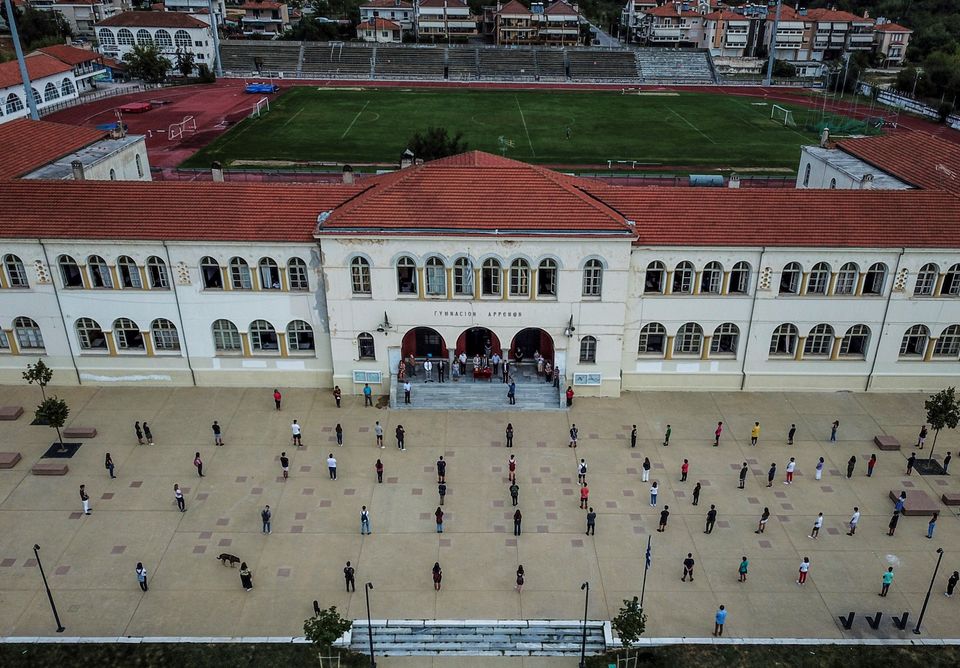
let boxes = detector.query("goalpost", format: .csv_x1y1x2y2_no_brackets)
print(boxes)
771,104,797,128
167,115,197,142
250,96,270,119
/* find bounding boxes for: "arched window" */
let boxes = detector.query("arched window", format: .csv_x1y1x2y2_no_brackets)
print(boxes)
114,318,144,350
109,168,116,180
637,323,666,355
14,316,43,349
288,257,309,291
579,335,597,363
229,257,252,290
98,29,116,46
212,319,241,351
700,261,723,294
31,88,41,107
779,262,801,295
829,178,837,189
914,263,938,296
807,262,830,294
136,154,143,178
538,258,557,297
350,256,371,295
76,318,107,350
200,256,222,289
674,323,703,355
863,263,886,295
942,264,960,296
58,254,83,288
769,323,798,356
117,28,135,45
4,254,28,288
933,325,960,358
117,256,142,289
899,324,929,358
155,29,173,47
453,257,473,296
151,318,180,351
358,332,376,360
146,256,169,289
802,163,811,187
259,257,281,290
249,320,278,351
840,324,870,358
711,323,739,356
425,257,446,296
396,256,416,294
61,78,75,97
672,261,694,294
582,259,603,297
43,82,59,102
174,30,191,48
0,331,7,351
729,261,750,294
509,259,529,297
834,262,858,295
481,258,501,296
136,29,153,46
645,261,665,294
804,324,834,357
88,255,113,288
5,93,24,114
287,320,314,351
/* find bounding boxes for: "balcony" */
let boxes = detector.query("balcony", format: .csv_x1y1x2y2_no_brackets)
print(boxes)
651,28,684,39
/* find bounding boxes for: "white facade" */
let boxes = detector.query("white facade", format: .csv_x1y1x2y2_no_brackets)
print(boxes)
96,22,216,71
164,0,226,24
0,70,79,124
796,146,912,191
22,134,151,181
359,1,414,31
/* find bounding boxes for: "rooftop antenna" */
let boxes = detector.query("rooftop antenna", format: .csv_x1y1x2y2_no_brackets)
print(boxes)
497,135,515,156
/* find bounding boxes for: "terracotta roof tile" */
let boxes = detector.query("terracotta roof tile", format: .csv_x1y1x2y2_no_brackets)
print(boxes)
497,1,530,15
36,44,101,66
645,3,703,18
97,11,210,28
0,53,74,89
805,8,869,23
240,1,285,10
0,119,107,181
359,17,401,29
837,132,960,196
544,1,578,16
360,0,412,7
875,22,912,32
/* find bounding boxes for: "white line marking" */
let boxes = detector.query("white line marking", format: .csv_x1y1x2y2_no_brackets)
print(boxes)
280,108,304,130
667,107,716,144
340,100,370,140
515,95,535,157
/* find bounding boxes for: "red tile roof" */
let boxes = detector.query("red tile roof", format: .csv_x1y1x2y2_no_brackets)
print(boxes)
358,17,401,30
0,119,106,182
645,3,702,18
36,44,101,66
240,1,285,9
0,53,74,89
704,10,757,21
805,8,869,23
497,1,530,15
581,184,960,247
0,181,361,242
544,1,578,16
360,0,412,7
317,151,633,237
875,22,912,32
419,0,468,7
96,11,210,28
837,132,960,196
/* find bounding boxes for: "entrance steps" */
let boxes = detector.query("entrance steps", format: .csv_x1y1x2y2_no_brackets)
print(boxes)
348,619,607,656
391,377,562,411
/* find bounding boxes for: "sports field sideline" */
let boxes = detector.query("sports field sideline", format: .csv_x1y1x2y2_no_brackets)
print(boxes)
183,87,838,171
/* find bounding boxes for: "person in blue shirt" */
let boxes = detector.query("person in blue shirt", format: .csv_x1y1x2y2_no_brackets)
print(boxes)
363,383,372,407
713,605,727,636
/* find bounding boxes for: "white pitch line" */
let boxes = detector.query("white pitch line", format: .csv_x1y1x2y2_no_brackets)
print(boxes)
280,107,304,130
667,107,716,144
515,95,536,157
340,100,370,140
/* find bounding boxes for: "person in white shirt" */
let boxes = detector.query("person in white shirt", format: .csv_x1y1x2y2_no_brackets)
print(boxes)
491,352,501,374
847,507,860,535
291,420,302,447
327,454,337,480
423,358,433,382
578,458,587,483
797,557,811,585
458,352,467,375
809,512,824,539
403,380,412,404
784,457,796,484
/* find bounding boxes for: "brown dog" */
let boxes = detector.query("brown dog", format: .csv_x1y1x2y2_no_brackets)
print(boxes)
218,553,240,567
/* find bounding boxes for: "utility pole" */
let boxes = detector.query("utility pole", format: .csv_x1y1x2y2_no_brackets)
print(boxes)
4,0,39,120
763,0,782,87
207,0,224,78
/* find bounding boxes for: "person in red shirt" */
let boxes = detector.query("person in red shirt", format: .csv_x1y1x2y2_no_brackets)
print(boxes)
273,389,282,411
508,455,516,483
566,386,574,407
681,459,689,482
579,482,589,509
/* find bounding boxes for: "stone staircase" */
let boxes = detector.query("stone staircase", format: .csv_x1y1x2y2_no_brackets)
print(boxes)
348,620,607,656
391,377,562,411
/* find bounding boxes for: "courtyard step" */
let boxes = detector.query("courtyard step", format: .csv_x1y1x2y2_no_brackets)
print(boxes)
391,378,562,411
348,620,606,656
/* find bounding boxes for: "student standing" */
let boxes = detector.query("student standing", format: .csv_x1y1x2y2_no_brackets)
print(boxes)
361,506,371,535
803,513,821,540
580,482,590,509
80,485,91,515
565,386,574,407
830,420,839,442
630,425,637,448
437,359,446,383
174,483,185,512
880,567,894,597
918,425,928,449
513,509,522,536
333,385,342,408
438,482,447,506
375,421,384,448
704,505,717,534
586,507,596,535
713,605,727,636
946,570,959,597
344,561,356,592
657,506,669,532
327,454,337,480
738,556,749,583
787,423,796,445
895,492,906,514
335,424,343,447
136,562,148,592
867,454,877,477
815,457,825,481
278,451,289,480
888,511,900,536
642,457,651,482
569,424,578,448
435,507,444,533
927,512,938,539
766,462,776,488
261,505,271,534
271,389,282,410
578,458,587,483
906,452,917,475
135,421,144,445
738,463,748,489
692,482,701,506
396,425,405,451
212,421,223,446
403,381,412,404
437,456,446,483
797,557,811,585
944,452,952,473
508,455,517,483
375,459,383,483
649,481,658,507
847,507,861,536
680,459,689,482
784,457,796,484
105,453,115,479
194,452,204,477
291,420,302,447
682,553,695,581
515,565,524,593
507,382,516,405
714,421,723,447
505,423,514,448
846,456,856,478
240,563,253,591
363,383,373,407
432,562,443,591
143,422,154,445
755,507,770,534
750,422,760,446
663,424,671,446
509,481,519,506
423,358,433,383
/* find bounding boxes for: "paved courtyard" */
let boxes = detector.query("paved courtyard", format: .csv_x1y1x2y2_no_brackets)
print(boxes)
0,386,958,640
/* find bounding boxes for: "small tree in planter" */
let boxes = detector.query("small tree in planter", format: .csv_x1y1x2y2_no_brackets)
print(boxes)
36,397,69,453
925,387,960,466
23,360,53,423
612,596,647,661
304,605,352,665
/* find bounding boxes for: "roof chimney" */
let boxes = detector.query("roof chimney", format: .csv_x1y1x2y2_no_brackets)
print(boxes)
71,160,85,181
728,172,741,188
676,3,682,15
401,148,415,169
860,173,874,190
342,164,355,184
819,127,830,147
211,161,224,182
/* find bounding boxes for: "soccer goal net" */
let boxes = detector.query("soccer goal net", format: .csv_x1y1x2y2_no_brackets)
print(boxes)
771,105,797,128
250,96,270,119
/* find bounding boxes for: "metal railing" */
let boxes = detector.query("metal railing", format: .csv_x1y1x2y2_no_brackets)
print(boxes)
38,83,158,117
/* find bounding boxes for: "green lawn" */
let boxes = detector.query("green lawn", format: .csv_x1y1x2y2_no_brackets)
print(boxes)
183,87,833,171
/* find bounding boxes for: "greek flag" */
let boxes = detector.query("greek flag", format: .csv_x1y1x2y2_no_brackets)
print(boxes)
644,536,652,570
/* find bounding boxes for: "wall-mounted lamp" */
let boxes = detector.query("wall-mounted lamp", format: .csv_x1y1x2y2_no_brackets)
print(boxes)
564,315,576,338
376,312,393,335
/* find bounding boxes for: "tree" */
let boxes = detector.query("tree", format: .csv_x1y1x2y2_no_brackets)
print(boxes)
406,127,468,162
36,397,69,453
772,59,797,78
303,605,352,652
23,360,53,402
0,6,72,50
123,44,172,83
196,63,216,84
176,49,195,78
611,596,647,649
924,386,960,463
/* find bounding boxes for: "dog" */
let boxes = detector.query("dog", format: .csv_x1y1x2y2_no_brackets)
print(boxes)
218,553,240,567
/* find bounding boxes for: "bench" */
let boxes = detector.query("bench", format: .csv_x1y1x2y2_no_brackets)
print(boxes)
0,452,22,469
0,406,23,421
63,427,97,438
942,493,960,506
874,435,900,451
889,489,939,515
32,462,68,475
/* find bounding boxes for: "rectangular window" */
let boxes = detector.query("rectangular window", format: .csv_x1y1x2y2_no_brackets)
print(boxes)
153,328,180,351
426,266,446,296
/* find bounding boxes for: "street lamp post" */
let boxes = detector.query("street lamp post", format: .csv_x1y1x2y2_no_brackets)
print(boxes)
32,544,64,633
579,581,589,668
913,547,944,635
364,582,376,667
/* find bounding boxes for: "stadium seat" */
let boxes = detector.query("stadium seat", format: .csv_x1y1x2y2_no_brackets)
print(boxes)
447,47,479,80
374,47,445,79
567,50,640,81
219,40,302,75
478,48,537,80
635,48,716,84
302,43,374,77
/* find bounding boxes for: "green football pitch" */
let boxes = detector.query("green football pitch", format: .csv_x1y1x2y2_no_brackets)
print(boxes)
183,87,830,171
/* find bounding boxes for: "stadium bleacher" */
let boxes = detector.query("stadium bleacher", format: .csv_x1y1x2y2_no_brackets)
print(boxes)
301,43,374,77
567,50,639,81
219,40,302,75
447,48,479,80
375,47,445,79
635,48,715,83
478,49,537,80
535,50,566,80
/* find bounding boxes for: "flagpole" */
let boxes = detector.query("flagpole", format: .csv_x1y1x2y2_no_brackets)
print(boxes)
639,534,651,608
